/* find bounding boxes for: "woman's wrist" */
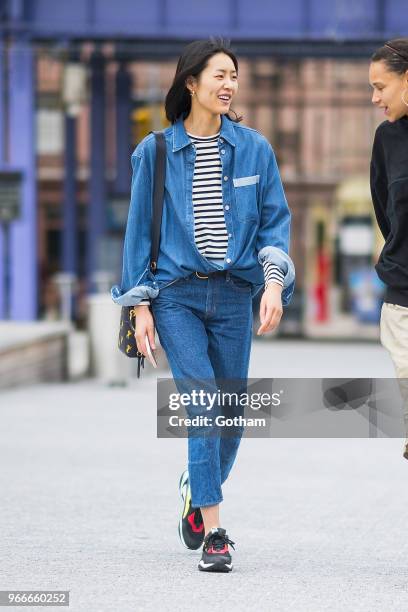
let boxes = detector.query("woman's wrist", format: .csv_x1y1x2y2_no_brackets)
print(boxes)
265,281,283,294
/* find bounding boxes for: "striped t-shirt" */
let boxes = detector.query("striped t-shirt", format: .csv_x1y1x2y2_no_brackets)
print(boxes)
187,130,284,286
138,130,284,305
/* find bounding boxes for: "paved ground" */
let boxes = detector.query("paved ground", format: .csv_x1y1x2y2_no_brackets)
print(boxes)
1,340,408,612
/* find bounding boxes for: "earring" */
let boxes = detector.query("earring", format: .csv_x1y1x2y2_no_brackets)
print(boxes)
190,90,195,97
401,88,408,107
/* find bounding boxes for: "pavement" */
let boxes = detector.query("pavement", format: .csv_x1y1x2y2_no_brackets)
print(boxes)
1,340,408,612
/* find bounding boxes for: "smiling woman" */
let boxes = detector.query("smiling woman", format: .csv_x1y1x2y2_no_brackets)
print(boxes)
369,38,408,460
165,39,241,126
369,39,408,122
111,36,295,575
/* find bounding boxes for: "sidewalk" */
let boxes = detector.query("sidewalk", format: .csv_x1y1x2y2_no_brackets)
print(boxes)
0,341,407,612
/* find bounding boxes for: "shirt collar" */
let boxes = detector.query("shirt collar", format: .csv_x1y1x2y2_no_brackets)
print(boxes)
172,113,236,152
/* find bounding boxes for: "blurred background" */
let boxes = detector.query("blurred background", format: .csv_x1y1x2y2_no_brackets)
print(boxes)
2,8,406,607
0,0,401,387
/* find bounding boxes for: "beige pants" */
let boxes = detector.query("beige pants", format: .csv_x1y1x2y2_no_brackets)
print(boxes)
380,302,408,439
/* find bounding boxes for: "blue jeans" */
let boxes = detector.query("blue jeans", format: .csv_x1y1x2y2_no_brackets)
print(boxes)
151,271,253,508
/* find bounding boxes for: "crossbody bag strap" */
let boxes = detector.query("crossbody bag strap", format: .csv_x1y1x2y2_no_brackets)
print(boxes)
149,130,166,274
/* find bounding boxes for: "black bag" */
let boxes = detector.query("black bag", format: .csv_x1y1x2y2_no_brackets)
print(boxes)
118,130,166,377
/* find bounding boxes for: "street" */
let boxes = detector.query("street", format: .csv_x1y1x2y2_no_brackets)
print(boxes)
1,340,407,612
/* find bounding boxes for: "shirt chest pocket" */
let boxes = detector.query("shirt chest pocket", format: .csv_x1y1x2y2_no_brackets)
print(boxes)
233,175,260,222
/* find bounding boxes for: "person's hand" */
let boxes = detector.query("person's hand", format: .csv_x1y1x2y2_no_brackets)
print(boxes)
257,283,283,335
133,305,156,356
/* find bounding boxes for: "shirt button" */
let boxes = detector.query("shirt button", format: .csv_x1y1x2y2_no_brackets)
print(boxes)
228,233,232,237
224,205,230,211
221,149,226,155
226,258,231,263
220,138,224,143
223,176,228,181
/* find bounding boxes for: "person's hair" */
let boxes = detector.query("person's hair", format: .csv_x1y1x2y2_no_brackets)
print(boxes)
371,38,408,75
165,37,243,124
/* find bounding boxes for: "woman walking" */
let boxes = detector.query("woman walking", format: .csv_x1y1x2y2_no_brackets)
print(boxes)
112,38,295,572
369,38,408,459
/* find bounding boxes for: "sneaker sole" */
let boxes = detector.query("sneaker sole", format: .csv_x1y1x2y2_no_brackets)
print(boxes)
178,470,202,550
179,470,189,501
198,560,233,573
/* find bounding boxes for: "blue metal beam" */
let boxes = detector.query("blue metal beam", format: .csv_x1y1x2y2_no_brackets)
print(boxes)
114,63,131,195
87,51,106,286
8,38,37,319
0,0,405,43
62,114,78,276
108,38,385,60
0,39,5,318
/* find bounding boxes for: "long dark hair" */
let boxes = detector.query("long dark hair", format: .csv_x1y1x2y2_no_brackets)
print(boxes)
165,37,243,124
371,38,408,75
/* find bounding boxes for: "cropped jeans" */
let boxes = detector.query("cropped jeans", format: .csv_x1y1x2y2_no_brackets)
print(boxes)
151,270,253,508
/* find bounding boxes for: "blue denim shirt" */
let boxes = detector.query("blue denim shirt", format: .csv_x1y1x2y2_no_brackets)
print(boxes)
111,113,295,306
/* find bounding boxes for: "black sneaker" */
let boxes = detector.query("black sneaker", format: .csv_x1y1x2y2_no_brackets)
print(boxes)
198,527,235,573
178,470,204,550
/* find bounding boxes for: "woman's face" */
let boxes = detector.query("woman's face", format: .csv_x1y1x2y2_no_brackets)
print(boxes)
187,52,238,116
369,59,408,122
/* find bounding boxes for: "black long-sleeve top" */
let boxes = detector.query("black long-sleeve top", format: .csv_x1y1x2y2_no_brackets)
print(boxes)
370,115,408,306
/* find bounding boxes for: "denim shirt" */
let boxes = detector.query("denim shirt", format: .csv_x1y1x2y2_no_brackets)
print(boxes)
111,113,295,306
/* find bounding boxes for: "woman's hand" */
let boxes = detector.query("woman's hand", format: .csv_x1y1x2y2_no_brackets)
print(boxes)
257,283,283,335
133,305,156,356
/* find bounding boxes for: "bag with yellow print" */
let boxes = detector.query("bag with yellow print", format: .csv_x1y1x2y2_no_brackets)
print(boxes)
117,130,166,378
118,306,145,376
